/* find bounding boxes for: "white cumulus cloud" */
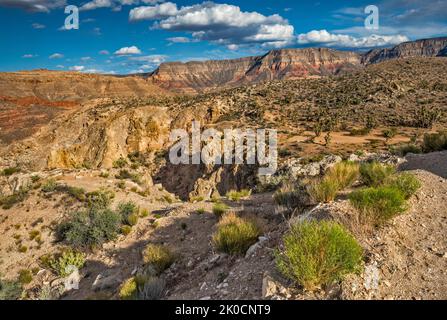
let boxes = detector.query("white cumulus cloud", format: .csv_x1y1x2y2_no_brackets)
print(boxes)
297,29,409,48
114,46,142,55
129,2,295,49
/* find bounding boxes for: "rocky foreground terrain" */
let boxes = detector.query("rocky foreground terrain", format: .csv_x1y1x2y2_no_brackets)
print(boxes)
0,37,446,300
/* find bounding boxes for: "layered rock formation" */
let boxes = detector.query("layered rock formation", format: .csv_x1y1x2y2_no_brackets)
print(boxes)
362,37,447,64
149,48,362,93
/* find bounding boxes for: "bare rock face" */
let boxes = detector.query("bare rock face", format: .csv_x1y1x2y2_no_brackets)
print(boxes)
362,37,447,64
149,48,361,93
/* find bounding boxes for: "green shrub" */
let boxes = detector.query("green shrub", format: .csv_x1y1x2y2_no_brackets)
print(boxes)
422,131,447,152
0,278,22,300
1,167,20,176
56,209,121,249
197,208,206,215
391,144,422,156
349,186,407,226
360,162,396,187
142,244,176,274
47,249,86,277
386,173,421,200
226,189,251,202
85,190,115,210
41,179,58,193
382,128,397,140
0,189,28,210
276,221,362,290
212,202,230,217
63,186,86,201
118,201,139,226
113,157,128,169
18,270,33,285
213,212,261,255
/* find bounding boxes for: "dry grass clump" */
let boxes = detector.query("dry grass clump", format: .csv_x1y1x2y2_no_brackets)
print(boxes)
142,244,176,274
213,212,261,255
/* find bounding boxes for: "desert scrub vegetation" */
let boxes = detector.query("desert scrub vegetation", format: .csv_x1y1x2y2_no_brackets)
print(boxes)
113,157,128,169
360,161,396,187
212,202,230,217
142,244,176,274
422,131,447,152
119,275,165,300
85,189,115,210
1,166,20,176
386,173,421,200
42,249,86,277
273,182,304,211
349,186,408,226
309,161,360,203
213,212,261,255
226,189,251,202
276,220,362,291
0,277,22,300
117,201,139,226
0,187,29,210
18,269,33,285
56,208,121,249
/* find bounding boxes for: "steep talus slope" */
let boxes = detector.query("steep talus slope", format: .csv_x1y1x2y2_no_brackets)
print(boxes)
362,37,447,64
150,48,361,93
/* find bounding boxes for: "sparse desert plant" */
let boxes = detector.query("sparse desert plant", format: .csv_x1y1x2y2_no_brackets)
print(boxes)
140,208,150,218
138,276,165,300
308,178,339,203
121,225,132,235
63,186,86,202
85,190,115,210
213,212,261,256
226,189,252,202
47,249,86,277
119,277,138,300
422,131,447,152
18,269,33,285
197,208,206,215
273,182,307,211
119,275,165,300
276,220,362,290
1,167,20,176
113,157,128,169
142,244,176,274
386,173,421,200
56,208,121,249
382,128,397,141
189,196,204,203
360,162,396,187
0,188,28,210
349,186,407,226
413,106,441,129
212,202,230,217
117,201,139,226
391,144,422,156
41,179,58,193
0,278,22,300
326,161,360,190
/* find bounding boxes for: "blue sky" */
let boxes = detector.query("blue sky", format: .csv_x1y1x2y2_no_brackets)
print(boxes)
0,0,446,74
